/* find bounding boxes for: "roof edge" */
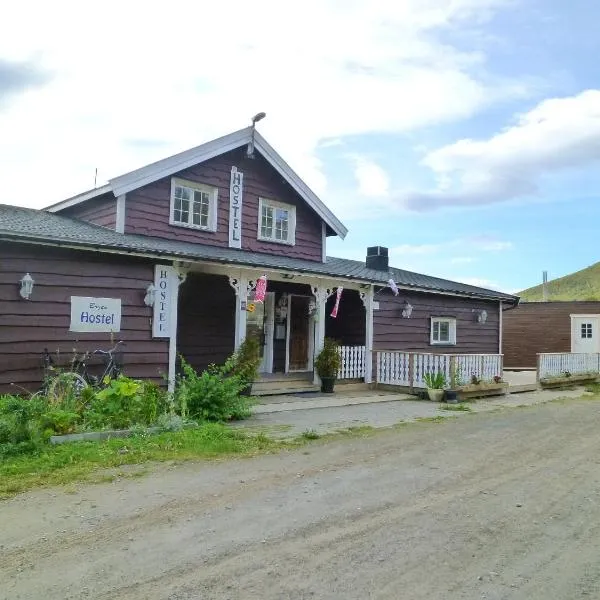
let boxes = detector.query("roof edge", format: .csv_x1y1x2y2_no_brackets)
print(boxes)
45,184,113,212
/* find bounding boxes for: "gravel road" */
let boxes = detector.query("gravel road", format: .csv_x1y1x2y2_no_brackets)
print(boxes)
3,397,600,599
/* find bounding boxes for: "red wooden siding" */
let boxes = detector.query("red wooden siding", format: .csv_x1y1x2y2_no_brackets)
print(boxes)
373,291,500,354
125,148,324,261
61,193,117,229
0,243,168,394
503,301,600,368
177,273,236,374
325,289,366,346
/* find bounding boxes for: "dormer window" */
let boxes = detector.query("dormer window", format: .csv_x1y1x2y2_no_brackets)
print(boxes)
169,178,218,231
258,198,296,245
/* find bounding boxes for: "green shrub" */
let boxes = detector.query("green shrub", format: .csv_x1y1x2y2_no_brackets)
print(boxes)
0,394,49,457
39,409,81,435
175,358,252,422
423,371,447,389
229,336,262,388
315,338,341,378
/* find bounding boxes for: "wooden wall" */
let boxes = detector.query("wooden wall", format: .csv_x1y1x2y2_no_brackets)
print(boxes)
503,302,600,368
373,291,500,354
61,193,117,229
125,148,324,262
177,273,236,374
325,289,365,346
0,242,168,394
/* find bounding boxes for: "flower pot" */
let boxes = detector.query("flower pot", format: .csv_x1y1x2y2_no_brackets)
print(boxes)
427,388,444,402
320,376,336,393
445,389,458,404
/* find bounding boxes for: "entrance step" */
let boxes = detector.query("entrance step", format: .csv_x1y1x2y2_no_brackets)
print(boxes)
251,379,319,397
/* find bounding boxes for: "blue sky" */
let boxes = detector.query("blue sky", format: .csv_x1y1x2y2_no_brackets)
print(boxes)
1,0,599,294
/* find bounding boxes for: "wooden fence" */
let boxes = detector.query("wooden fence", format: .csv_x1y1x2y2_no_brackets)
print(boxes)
376,351,503,389
537,353,600,379
338,345,367,379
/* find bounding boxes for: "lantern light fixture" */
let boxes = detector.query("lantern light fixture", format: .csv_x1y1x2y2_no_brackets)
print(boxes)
476,309,488,324
144,283,156,307
401,301,413,319
19,273,34,300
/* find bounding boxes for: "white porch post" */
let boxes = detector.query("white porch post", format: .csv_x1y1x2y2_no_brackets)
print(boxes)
361,286,375,384
229,272,254,350
167,267,187,394
311,285,332,384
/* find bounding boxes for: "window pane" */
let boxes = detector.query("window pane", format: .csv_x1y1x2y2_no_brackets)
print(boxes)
439,322,450,341
261,205,273,238
191,190,210,227
433,322,439,340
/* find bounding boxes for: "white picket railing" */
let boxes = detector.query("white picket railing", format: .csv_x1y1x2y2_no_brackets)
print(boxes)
338,345,367,379
376,351,503,388
538,353,600,379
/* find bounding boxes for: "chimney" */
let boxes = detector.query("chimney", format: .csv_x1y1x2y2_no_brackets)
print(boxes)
366,246,389,271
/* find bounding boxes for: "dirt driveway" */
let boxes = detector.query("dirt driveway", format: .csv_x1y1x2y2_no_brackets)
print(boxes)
3,397,600,599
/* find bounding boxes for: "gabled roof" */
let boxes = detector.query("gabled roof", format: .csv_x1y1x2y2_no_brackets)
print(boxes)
45,127,348,239
0,204,519,304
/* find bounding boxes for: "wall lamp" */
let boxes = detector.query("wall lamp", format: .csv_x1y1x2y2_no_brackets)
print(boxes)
401,301,413,318
19,273,34,300
144,283,156,307
281,273,295,280
475,309,488,324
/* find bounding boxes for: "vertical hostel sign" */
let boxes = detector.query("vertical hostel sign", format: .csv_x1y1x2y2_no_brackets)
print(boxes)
229,166,243,248
153,265,178,338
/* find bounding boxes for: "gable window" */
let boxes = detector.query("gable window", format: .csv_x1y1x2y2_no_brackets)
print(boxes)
581,323,593,339
170,178,218,231
431,317,457,345
258,198,296,245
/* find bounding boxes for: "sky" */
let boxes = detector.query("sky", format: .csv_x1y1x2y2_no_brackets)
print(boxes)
1,0,599,294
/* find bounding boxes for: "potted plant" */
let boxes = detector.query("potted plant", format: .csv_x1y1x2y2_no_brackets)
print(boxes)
231,335,261,395
315,338,341,393
423,371,446,402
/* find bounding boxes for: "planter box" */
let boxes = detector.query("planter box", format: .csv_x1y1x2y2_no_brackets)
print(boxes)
456,382,508,401
539,374,599,389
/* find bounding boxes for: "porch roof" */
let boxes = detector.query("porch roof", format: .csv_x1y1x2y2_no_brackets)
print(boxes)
0,204,518,304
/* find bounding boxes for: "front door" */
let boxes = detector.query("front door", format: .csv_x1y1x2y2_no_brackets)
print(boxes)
288,296,310,371
571,316,600,353
246,292,275,373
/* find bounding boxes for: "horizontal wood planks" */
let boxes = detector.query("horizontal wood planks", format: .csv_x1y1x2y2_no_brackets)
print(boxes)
373,291,500,354
61,193,117,229
0,242,168,393
325,289,365,346
125,148,324,262
503,302,600,368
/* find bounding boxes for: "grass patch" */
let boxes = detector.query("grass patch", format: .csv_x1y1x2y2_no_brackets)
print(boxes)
301,428,320,440
0,423,284,499
439,403,472,412
415,416,446,423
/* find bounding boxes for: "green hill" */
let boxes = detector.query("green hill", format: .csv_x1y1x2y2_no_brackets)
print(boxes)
520,262,600,301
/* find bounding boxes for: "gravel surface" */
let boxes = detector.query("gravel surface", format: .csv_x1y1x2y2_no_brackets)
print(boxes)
2,395,600,599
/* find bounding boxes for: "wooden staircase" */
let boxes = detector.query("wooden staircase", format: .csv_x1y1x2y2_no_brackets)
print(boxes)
251,374,319,397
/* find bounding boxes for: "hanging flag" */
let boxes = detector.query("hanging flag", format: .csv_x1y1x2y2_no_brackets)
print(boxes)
254,275,267,303
330,287,343,318
388,279,399,296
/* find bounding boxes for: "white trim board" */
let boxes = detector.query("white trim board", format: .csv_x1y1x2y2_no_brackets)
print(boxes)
43,127,348,239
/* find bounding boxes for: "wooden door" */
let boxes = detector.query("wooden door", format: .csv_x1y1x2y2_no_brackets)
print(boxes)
289,296,310,371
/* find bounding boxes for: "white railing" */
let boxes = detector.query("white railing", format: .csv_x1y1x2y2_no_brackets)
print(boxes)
338,345,366,379
376,351,503,388
538,353,600,379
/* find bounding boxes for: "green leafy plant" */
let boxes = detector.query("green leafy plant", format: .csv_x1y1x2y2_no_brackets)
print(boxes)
0,394,49,456
229,335,262,389
39,409,81,435
314,338,341,378
423,371,446,389
470,374,481,385
175,358,251,422
449,364,463,389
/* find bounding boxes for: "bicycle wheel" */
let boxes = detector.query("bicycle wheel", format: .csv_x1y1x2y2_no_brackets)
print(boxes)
47,372,89,405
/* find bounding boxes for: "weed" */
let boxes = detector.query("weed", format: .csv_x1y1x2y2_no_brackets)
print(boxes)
439,403,472,412
301,428,320,440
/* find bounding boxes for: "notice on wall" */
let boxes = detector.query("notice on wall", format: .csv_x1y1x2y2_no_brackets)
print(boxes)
70,297,122,333
229,166,243,248
153,265,178,338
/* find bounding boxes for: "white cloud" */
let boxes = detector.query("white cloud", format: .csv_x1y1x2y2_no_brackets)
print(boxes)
399,89,600,210
389,235,513,258
453,277,501,290
0,0,517,207
450,256,475,264
352,157,390,197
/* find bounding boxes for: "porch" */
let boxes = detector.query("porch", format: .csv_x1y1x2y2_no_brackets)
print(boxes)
175,267,371,385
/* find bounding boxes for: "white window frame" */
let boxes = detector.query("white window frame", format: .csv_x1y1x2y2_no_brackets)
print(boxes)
257,197,296,246
169,177,218,232
430,317,457,346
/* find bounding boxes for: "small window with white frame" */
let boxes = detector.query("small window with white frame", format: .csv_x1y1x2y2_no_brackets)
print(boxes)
258,198,296,245
581,323,593,339
170,178,218,231
431,317,457,345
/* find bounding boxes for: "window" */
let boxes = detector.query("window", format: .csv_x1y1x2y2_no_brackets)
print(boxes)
431,317,457,345
169,178,217,231
581,323,593,339
258,198,296,245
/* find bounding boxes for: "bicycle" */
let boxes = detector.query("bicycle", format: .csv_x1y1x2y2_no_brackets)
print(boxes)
46,341,125,405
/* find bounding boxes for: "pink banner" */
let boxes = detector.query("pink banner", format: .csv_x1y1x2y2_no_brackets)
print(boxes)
254,275,267,303
330,287,343,318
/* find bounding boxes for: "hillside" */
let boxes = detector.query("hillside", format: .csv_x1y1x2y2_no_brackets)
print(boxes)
520,262,600,301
